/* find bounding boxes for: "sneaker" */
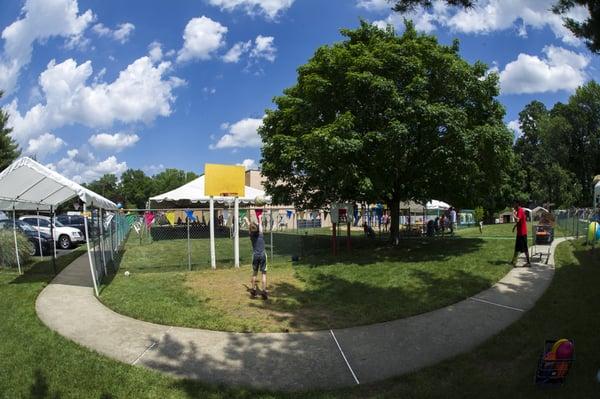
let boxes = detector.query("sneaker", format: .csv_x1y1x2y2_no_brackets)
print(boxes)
525,262,531,267
250,288,257,298
261,291,268,300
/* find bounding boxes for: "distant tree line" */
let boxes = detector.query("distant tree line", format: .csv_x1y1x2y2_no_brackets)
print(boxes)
84,169,199,209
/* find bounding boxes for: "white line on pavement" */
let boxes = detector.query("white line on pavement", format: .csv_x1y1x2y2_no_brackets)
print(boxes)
132,342,157,365
132,326,174,365
330,329,360,385
469,297,525,312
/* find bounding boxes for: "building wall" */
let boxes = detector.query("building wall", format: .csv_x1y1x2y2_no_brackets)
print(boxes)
245,170,267,191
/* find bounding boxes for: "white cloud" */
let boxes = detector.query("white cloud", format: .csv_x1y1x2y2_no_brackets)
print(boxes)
499,45,590,94
92,22,135,43
207,0,295,20
373,7,438,33
251,35,276,62
143,164,165,175
371,0,588,46
238,158,258,170
6,56,184,146
223,40,252,63
177,16,227,63
25,132,65,159
210,116,264,149
148,41,163,62
507,120,523,139
47,148,127,183
222,35,276,64
88,132,140,152
357,0,391,12
0,0,94,95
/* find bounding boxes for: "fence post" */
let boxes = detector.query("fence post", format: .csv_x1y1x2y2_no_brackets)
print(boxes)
99,208,108,277
83,204,100,296
234,197,239,268
187,215,191,271
36,209,43,259
210,197,216,269
109,214,114,263
12,208,22,275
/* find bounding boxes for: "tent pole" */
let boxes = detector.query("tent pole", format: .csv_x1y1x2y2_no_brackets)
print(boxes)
36,209,43,259
270,209,273,262
187,214,191,271
108,213,114,264
83,204,99,296
99,208,107,277
12,207,22,275
50,206,56,275
234,197,239,268
210,197,216,269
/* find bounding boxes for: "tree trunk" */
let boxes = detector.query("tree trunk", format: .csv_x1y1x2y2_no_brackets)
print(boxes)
389,197,400,245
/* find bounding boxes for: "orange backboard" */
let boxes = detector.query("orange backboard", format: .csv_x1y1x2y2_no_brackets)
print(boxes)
204,164,246,197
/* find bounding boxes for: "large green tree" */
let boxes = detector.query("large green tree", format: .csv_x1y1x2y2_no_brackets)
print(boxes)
513,82,600,207
0,91,20,171
152,168,199,194
85,174,120,203
391,0,600,54
260,21,516,240
119,169,155,209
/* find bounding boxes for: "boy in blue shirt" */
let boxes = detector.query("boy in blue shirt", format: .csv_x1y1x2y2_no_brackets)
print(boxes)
249,222,268,299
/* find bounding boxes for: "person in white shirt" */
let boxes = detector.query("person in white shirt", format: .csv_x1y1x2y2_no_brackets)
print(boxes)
449,207,457,234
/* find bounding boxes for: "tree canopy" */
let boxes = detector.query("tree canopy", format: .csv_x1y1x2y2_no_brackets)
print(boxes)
84,168,200,209
392,0,600,54
260,21,516,240
0,91,20,172
513,81,600,207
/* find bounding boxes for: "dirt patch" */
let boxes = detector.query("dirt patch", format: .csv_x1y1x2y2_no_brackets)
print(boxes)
184,265,333,332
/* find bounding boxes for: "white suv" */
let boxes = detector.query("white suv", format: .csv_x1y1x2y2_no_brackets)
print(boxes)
19,215,85,249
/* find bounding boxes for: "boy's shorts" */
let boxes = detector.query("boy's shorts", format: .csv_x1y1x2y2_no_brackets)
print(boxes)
252,254,267,275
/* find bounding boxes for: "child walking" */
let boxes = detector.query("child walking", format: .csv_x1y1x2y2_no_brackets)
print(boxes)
249,222,268,299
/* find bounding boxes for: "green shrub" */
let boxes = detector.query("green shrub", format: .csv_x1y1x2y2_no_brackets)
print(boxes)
0,230,33,268
474,206,485,223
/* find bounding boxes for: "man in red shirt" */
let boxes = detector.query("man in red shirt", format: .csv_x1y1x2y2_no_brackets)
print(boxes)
512,200,531,267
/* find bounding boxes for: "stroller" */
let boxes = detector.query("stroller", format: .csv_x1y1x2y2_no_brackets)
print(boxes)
532,210,555,264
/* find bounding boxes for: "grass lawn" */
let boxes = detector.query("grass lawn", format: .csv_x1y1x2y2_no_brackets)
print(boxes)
1,238,598,398
100,236,514,332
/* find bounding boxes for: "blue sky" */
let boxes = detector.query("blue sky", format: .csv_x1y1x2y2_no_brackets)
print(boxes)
0,0,597,183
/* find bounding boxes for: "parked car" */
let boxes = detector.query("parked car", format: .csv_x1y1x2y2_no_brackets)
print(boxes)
0,219,54,256
19,215,85,249
55,214,87,238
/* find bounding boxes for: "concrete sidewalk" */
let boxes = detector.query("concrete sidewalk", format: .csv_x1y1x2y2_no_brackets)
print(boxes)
35,239,565,391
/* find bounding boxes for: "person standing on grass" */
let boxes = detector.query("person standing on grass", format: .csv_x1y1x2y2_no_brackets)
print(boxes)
512,200,531,267
249,222,268,299
449,207,457,234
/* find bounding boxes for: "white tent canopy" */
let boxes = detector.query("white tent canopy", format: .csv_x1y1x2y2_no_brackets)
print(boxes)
149,175,270,206
426,200,451,210
0,157,117,211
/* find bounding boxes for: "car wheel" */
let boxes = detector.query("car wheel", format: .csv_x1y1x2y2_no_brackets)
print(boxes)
29,243,37,256
59,235,71,250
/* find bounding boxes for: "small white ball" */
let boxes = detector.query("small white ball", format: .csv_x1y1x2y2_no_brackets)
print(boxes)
124,271,130,277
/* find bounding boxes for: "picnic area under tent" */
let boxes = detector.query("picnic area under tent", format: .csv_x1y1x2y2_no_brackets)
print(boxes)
148,175,270,208
0,157,124,296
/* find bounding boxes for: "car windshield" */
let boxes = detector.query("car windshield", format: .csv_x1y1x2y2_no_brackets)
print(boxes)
17,221,35,232
54,220,65,227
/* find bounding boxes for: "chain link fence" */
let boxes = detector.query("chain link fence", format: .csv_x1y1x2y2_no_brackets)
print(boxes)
554,208,597,241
